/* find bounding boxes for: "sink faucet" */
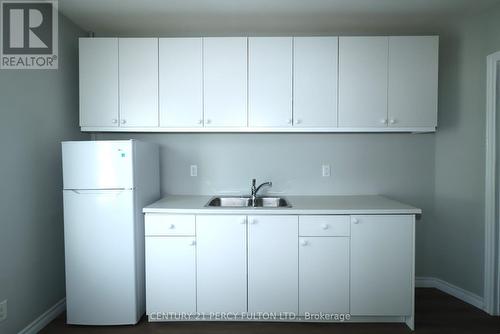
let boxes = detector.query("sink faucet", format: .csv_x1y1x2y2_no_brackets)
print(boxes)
251,178,272,207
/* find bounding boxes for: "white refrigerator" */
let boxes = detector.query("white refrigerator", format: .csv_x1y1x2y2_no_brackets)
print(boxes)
62,140,159,325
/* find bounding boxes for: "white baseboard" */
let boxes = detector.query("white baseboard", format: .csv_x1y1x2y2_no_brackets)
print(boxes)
416,276,484,310
18,298,66,334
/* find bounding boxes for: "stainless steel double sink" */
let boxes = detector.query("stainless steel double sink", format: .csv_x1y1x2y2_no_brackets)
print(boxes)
205,196,291,208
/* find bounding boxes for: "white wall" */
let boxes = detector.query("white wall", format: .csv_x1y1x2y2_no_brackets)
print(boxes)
0,15,87,333
97,131,436,278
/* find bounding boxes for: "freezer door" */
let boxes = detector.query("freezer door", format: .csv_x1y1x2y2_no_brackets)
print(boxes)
62,141,134,190
63,189,140,325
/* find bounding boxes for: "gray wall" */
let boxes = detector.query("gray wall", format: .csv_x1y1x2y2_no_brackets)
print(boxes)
0,15,87,333
431,5,500,297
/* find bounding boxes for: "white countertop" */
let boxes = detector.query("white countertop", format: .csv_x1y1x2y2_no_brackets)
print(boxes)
143,195,422,215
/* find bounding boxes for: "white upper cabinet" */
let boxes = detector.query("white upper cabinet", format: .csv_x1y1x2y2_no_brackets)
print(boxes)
388,36,439,128
79,38,119,127
339,37,389,128
293,37,338,127
79,35,438,132
203,37,247,127
118,38,158,127
159,38,203,128
248,37,293,127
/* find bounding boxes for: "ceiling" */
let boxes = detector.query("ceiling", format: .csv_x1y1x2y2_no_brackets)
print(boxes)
58,0,500,36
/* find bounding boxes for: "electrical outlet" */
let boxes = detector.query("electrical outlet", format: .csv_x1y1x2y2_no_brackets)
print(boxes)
190,165,198,177
0,299,7,322
322,164,331,177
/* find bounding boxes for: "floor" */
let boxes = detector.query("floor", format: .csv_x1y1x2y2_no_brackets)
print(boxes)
41,288,500,333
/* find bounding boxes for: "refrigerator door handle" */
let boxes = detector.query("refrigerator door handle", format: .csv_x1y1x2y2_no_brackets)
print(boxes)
69,189,131,195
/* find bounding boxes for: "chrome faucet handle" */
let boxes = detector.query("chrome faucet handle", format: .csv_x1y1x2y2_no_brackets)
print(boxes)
251,179,257,197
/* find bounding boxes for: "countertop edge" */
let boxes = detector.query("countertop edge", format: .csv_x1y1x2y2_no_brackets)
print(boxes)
142,208,422,215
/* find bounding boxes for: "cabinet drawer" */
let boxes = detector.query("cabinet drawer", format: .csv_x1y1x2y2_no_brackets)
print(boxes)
145,214,195,236
299,216,350,236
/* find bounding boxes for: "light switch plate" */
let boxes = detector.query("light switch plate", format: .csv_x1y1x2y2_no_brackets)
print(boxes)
322,164,331,177
190,165,198,177
0,299,7,322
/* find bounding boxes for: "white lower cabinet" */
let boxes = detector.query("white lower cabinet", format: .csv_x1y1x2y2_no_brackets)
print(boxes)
248,215,298,313
299,237,349,315
196,215,247,313
350,215,413,316
145,236,196,314
145,213,415,327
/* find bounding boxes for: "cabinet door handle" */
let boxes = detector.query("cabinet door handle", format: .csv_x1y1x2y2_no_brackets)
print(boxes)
300,240,308,246
380,119,388,125
250,219,257,225
189,240,196,246
169,224,175,229
121,119,127,124
389,118,397,125
205,119,211,125
287,119,293,125
321,223,329,230
295,119,302,125
352,218,359,224
112,119,118,124
199,119,204,125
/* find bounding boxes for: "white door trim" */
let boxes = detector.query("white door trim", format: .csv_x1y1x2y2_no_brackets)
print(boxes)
484,50,500,315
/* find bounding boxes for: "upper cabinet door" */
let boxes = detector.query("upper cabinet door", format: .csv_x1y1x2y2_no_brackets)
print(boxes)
203,37,247,127
159,38,203,128
118,38,158,127
339,37,389,127
79,38,119,127
293,37,338,127
388,36,439,128
248,37,292,127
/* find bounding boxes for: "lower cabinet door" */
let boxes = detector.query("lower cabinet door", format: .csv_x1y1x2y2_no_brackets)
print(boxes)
248,215,298,313
350,215,413,316
299,237,349,315
145,236,196,315
196,215,247,313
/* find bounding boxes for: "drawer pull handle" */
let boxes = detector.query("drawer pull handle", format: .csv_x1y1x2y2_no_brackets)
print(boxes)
169,224,175,229
321,223,329,230
352,218,359,224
